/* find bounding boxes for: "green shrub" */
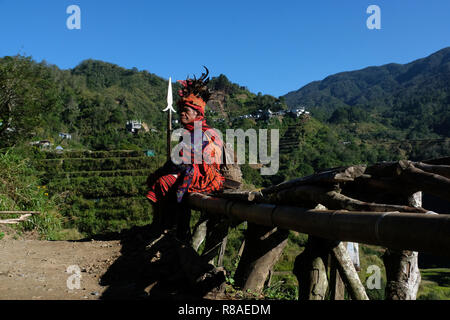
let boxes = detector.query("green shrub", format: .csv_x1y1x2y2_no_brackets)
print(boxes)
0,148,63,239
263,278,298,300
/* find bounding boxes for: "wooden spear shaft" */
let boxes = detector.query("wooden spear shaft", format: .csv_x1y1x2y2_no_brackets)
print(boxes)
167,109,172,161
164,77,175,162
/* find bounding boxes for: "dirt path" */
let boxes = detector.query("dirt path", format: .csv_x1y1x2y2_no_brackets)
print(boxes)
0,223,232,301
0,239,122,300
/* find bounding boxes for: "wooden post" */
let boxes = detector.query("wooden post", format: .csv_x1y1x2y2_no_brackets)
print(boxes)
201,214,230,265
346,242,361,271
175,205,192,242
234,223,289,294
384,192,422,300
217,235,228,267
329,242,346,300
293,236,329,300
146,232,226,297
191,218,208,252
238,239,246,258
265,270,273,288
383,249,421,300
331,242,369,300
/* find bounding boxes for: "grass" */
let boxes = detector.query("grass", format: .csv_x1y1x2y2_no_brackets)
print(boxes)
48,228,85,241
263,276,298,300
356,245,450,300
418,269,450,300
0,147,64,240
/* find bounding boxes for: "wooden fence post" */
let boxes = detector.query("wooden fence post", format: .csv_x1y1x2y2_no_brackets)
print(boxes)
201,214,231,265
293,236,329,300
383,249,420,300
331,242,369,300
234,223,289,294
384,192,422,300
191,215,208,252
217,235,228,267
329,242,346,300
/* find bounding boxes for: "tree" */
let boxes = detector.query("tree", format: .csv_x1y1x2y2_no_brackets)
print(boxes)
0,55,60,148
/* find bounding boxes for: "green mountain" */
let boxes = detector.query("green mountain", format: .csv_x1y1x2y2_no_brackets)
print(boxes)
0,56,289,151
1,49,449,184
283,47,450,138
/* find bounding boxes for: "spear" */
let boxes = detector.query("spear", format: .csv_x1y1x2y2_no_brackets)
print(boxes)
162,77,176,161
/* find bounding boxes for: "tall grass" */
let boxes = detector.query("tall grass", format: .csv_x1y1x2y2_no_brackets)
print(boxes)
0,147,63,239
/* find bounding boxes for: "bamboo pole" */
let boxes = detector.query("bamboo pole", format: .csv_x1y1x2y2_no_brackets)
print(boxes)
186,193,450,257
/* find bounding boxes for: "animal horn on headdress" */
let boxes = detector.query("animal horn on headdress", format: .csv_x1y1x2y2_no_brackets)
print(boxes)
200,66,209,82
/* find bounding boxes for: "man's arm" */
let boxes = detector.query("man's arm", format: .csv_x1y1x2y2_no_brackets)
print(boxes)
146,160,191,188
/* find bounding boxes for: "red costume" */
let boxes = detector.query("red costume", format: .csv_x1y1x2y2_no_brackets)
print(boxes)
146,85,224,203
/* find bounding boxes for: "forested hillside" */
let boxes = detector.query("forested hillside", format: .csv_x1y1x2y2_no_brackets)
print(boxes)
283,47,450,141
1,50,449,189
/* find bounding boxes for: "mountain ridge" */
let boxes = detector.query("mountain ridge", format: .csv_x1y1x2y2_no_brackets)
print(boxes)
283,47,450,119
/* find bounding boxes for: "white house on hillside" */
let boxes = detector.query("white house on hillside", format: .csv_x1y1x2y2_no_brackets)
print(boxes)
126,120,142,133
59,133,72,140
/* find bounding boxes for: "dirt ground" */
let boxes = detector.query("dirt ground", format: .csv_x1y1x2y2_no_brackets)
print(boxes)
0,225,229,301
0,237,122,300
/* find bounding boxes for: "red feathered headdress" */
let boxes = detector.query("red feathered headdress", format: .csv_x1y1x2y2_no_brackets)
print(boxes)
177,67,211,117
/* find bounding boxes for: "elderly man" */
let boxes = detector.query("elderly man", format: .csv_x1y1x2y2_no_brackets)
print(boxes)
146,68,224,241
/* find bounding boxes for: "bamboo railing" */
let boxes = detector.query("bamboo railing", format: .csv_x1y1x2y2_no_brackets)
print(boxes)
187,193,450,257
184,158,450,300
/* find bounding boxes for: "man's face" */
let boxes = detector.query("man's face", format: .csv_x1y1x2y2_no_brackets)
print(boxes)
180,106,198,125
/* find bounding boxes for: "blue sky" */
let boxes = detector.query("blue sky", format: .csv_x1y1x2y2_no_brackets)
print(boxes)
0,0,449,97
